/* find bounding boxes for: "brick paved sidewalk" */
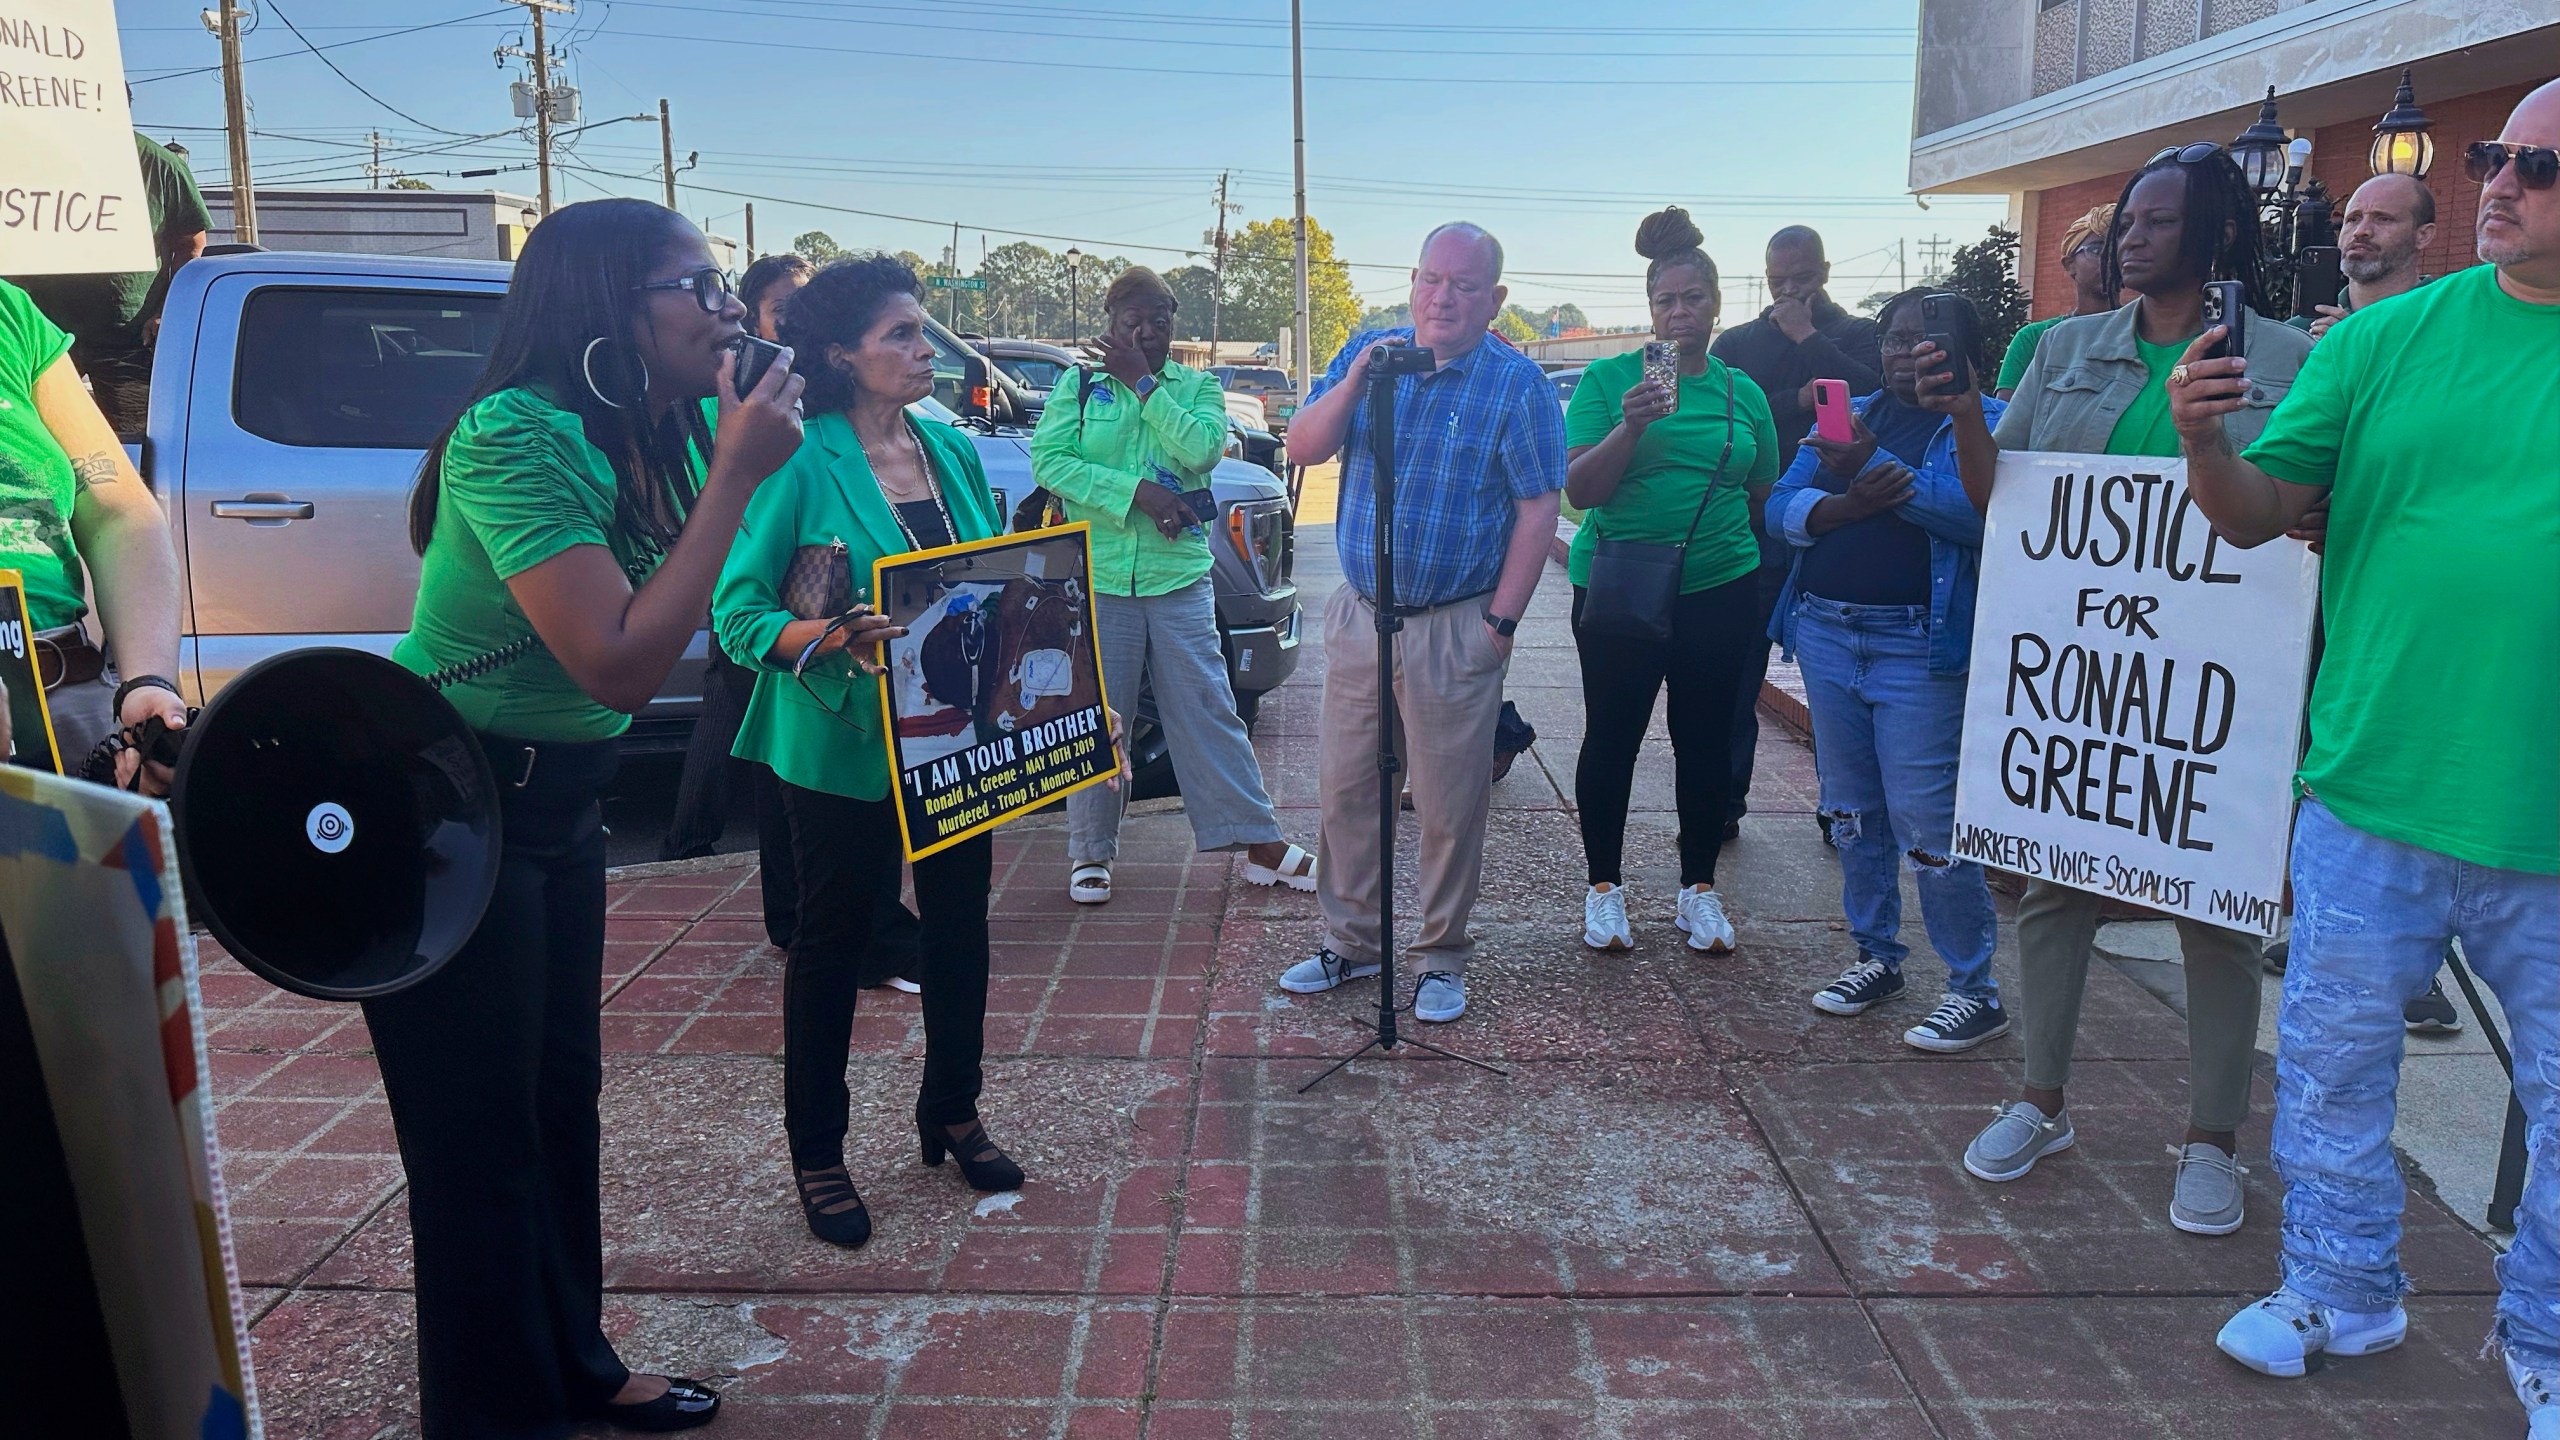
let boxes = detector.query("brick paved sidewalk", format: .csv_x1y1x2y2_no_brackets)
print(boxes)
201,538,2518,1438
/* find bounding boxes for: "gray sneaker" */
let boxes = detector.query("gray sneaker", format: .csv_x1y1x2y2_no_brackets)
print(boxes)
1963,1101,2075,1182
2168,1142,2248,1235
1413,970,1467,1023
1278,948,1380,995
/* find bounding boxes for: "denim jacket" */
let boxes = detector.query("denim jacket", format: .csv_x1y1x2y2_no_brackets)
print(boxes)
1766,391,2007,675
1992,296,2309,452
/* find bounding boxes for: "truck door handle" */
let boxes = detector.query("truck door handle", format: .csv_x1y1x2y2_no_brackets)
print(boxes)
211,497,315,522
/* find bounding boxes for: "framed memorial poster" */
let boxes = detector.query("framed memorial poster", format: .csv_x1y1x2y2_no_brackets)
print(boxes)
873,523,1120,860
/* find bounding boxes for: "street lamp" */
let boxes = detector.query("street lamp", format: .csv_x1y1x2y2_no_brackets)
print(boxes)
2230,86,2292,196
2370,68,2436,178
1064,246,1083,338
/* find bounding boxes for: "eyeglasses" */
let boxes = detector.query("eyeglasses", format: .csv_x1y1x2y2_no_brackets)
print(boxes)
2465,142,2559,191
2148,141,2228,166
632,267,736,313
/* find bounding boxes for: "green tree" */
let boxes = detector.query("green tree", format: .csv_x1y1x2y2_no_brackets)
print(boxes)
1491,308,1537,345
793,230,844,263
1164,265,1221,341
1224,215,1360,372
1935,225,2031,368
388,175,432,191
1358,301,1411,331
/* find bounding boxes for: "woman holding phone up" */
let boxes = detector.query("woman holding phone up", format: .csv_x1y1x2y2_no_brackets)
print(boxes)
715,254,1023,1250
1927,144,2310,1240
382,197,804,1437
1563,207,1780,956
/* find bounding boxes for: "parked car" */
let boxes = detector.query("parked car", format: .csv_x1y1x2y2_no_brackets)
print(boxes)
1207,363,1297,434
1548,367,1585,407
142,251,1300,769
977,338,1076,403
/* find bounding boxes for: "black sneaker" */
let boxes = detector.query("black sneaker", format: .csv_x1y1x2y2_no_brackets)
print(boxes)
1904,993,2010,1053
2404,979,2463,1034
1812,958,1906,1016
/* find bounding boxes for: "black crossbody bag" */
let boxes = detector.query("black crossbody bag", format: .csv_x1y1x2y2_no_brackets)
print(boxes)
1579,365,1737,643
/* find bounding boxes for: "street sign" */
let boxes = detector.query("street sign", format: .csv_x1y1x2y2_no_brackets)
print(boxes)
929,276,988,290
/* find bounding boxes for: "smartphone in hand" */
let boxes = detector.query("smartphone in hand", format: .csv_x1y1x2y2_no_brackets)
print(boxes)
732,336,787,396
1641,341,1678,396
2293,248,2344,318
2201,280,2249,362
1813,378,1854,443
1920,293,1973,395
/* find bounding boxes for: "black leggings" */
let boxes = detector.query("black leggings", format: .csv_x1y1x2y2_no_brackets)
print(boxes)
1572,574,1762,888
779,782,993,1169
362,734,627,1440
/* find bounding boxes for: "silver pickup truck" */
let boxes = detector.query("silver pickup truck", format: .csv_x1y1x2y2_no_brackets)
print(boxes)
144,251,1298,760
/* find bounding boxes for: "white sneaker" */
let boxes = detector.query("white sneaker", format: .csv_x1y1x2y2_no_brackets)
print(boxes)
1583,884,1634,950
1673,885,1734,954
2215,1286,2407,1378
2510,1349,2559,1439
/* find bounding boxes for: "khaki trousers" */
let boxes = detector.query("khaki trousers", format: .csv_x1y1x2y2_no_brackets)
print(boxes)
1316,585,1509,974
2014,878,2265,1133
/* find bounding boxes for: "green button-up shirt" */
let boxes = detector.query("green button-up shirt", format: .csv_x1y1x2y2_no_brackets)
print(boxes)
1028,360,1229,598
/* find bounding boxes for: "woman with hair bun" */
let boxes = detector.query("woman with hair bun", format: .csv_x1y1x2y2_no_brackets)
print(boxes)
714,253,1023,1251
1562,206,1780,957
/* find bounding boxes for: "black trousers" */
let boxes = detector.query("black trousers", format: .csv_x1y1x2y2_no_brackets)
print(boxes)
778,782,993,1169
1572,575,1762,888
1727,554,1791,823
361,735,627,1440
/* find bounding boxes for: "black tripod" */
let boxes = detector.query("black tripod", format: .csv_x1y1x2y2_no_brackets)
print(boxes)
1301,347,1506,1094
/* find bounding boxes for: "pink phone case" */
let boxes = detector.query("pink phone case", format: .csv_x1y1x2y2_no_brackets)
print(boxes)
1813,380,1854,443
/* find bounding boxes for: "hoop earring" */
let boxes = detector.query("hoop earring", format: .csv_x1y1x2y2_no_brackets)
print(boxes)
582,336,647,410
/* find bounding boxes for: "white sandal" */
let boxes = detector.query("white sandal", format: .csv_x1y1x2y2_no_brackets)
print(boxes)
1241,843,1318,892
1069,863,1112,905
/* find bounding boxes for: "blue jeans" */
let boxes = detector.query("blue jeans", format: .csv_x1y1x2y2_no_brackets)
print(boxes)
2277,797,2557,1363
1791,595,1998,1000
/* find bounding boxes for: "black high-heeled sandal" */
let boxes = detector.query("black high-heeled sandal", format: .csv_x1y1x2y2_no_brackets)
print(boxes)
918,1116,1025,1192
793,1163,873,1248
594,1376,721,1433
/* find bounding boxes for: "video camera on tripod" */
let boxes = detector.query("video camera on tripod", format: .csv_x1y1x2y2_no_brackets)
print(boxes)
1366,339,1438,378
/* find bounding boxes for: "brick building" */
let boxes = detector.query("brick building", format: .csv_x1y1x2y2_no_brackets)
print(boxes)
1907,0,2558,317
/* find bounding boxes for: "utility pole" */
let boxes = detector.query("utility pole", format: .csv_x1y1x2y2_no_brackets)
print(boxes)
217,0,258,244
1288,0,1310,389
502,0,573,216
947,219,962,328
1210,170,1236,360
367,129,384,189
1898,237,1908,291
744,202,755,262
1918,233,1952,279
657,98,676,209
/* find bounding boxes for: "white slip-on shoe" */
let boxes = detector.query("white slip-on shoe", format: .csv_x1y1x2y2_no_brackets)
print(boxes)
1584,884,1634,951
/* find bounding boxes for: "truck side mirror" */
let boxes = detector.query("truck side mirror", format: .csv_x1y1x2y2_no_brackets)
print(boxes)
958,355,992,420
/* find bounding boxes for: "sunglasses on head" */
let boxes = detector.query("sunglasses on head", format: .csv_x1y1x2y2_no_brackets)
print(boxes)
2148,141,2227,166
2465,142,2559,191
632,266,736,314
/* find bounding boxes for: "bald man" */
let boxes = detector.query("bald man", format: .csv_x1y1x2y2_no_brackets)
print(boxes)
2292,173,2440,340
1709,226,1884,837
2170,82,2558,1428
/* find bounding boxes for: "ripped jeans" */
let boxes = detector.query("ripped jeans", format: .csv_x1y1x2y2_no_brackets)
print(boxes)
2276,796,2557,1362
1791,595,1998,1000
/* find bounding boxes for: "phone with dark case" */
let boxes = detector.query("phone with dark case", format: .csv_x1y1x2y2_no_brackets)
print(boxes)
731,336,786,396
2201,280,2248,361
1151,466,1218,527
2293,247,2344,318
1919,292,1972,395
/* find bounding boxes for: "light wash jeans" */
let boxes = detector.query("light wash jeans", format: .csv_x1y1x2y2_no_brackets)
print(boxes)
1067,578,1284,865
2278,796,2557,1364
1791,595,1999,1000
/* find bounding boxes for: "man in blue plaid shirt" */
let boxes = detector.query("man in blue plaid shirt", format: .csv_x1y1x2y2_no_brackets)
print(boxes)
1275,222,1566,1023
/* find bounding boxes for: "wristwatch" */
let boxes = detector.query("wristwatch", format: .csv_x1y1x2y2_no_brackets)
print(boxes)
1483,610,1519,638
113,673,184,716
1133,374,1160,400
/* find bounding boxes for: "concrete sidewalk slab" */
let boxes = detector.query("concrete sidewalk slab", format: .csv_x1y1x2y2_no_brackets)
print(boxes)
189,524,2521,1437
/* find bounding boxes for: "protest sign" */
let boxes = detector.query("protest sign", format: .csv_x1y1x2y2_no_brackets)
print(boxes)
1951,452,2317,935
0,0,155,274
0,768,261,1438
874,523,1118,860
0,568,64,771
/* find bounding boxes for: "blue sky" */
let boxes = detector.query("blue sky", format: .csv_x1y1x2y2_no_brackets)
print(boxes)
117,0,2009,327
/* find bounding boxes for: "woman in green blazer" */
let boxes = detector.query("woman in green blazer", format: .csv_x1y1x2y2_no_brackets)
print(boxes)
714,255,1020,1249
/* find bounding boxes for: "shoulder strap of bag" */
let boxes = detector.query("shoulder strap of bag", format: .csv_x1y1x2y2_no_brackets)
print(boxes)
1671,365,1740,552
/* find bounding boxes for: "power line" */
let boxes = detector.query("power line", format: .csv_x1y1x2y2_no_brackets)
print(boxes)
259,0,484,136
695,0,1909,38
129,8,517,84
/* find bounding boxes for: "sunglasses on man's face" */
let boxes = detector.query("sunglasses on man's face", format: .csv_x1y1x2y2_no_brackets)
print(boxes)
632,266,736,313
2465,142,2560,191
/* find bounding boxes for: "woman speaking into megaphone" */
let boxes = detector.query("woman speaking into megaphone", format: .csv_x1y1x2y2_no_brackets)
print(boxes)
381,198,803,1438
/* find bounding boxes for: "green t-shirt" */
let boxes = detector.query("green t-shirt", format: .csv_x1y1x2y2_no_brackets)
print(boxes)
2104,334,2187,456
6,134,212,349
1996,315,2063,393
392,387,687,742
1562,350,1780,594
2243,264,2560,873
0,281,87,631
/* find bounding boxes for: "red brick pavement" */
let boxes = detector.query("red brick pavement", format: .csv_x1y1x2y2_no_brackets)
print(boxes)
199,543,2517,1438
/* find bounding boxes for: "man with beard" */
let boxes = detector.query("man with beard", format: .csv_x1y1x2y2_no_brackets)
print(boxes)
2292,173,2439,340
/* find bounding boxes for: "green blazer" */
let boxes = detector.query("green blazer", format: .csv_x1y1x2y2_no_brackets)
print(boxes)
715,409,1003,801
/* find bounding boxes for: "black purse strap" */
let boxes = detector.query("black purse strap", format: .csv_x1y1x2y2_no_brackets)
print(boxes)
1667,364,1739,553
